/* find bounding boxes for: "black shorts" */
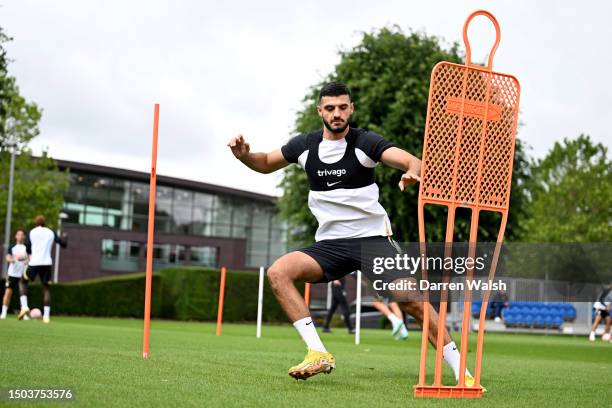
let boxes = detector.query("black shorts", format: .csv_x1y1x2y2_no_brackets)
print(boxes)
5,276,20,291
23,265,52,285
298,236,419,301
595,308,610,319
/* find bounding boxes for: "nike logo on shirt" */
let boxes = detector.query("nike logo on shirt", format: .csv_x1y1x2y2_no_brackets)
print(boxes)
326,181,341,187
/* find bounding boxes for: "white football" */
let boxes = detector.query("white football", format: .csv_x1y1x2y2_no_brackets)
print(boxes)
30,308,42,319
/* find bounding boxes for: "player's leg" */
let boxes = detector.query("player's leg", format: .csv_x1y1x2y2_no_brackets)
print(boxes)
42,283,51,323
389,301,409,339
400,301,451,346
17,274,31,320
37,266,53,323
267,251,324,322
322,290,339,332
372,300,407,339
589,310,602,341
361,236,476,386
399,300,475,385
490,302,498,319
267,251,335,379
602,313,611,342
336,290,353,333
1,281,13,319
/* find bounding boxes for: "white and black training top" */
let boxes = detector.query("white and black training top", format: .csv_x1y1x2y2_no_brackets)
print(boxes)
7,243,30,278
594,288,612,310
281,127,395,241
29,226,62,267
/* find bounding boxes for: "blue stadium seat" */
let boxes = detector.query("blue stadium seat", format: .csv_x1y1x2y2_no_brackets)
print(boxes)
471,303,481,317
562,305,576,320
514,314,524,326
534,314,546,327
543,315,553,328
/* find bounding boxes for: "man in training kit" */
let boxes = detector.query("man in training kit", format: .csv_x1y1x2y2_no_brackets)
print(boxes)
322,277,354,334
589,283,611,342
228,82,474,385
18,215,67,323
1,229,31,320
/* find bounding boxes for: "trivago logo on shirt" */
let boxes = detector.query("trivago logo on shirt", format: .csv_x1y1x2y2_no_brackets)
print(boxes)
316,168,347,177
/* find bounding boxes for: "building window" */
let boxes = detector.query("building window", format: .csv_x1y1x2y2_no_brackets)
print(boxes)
190,246,218,267
150,243,172,271
101,239,140,272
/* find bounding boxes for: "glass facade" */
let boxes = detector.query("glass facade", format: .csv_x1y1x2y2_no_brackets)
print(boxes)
64,171,287,268
100,239,140,272
100,240,219,272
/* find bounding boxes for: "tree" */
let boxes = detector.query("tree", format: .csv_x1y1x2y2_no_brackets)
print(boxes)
278,27,530,246
522,135,611,242
502,135,611,284
0,27,68,233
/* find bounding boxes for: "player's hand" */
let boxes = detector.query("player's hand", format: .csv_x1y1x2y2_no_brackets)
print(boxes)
399,171,420,191
227,134,251,161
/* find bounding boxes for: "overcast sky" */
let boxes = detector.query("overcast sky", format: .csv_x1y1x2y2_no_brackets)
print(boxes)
2,0,611,196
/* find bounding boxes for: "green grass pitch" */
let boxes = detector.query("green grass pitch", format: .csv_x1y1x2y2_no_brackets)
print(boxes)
0,317,610,407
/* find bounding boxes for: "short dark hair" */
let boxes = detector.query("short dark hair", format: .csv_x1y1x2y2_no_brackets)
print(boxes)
318,81,352,102
15,228,26,235
35,215,46,226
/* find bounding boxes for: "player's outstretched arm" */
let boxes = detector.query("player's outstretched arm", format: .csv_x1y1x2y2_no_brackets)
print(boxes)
380,147,422,191
227,134,289,174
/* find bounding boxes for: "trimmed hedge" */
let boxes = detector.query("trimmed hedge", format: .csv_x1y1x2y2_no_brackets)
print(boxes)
1,273,161,318
159,267,303,322
0,267,298,322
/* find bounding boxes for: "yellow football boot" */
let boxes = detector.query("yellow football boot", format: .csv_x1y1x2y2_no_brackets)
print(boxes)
288,349,336,380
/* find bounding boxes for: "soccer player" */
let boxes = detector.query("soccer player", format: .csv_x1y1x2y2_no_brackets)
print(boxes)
1,229,31,319
322,278,354,334
228,82,475,385
18,215,67,323
490,289,509,322
589,284,611,342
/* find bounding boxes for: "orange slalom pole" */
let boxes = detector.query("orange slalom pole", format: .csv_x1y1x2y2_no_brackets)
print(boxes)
216,266,227,336
142,103,160,359
304,283,311,307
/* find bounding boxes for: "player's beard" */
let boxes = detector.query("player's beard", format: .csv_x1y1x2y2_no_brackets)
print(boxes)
322,117,349,134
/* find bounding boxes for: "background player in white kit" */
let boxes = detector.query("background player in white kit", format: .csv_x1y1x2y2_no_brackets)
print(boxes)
18,215,67,323
589,283,611,342
1,228,31,319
